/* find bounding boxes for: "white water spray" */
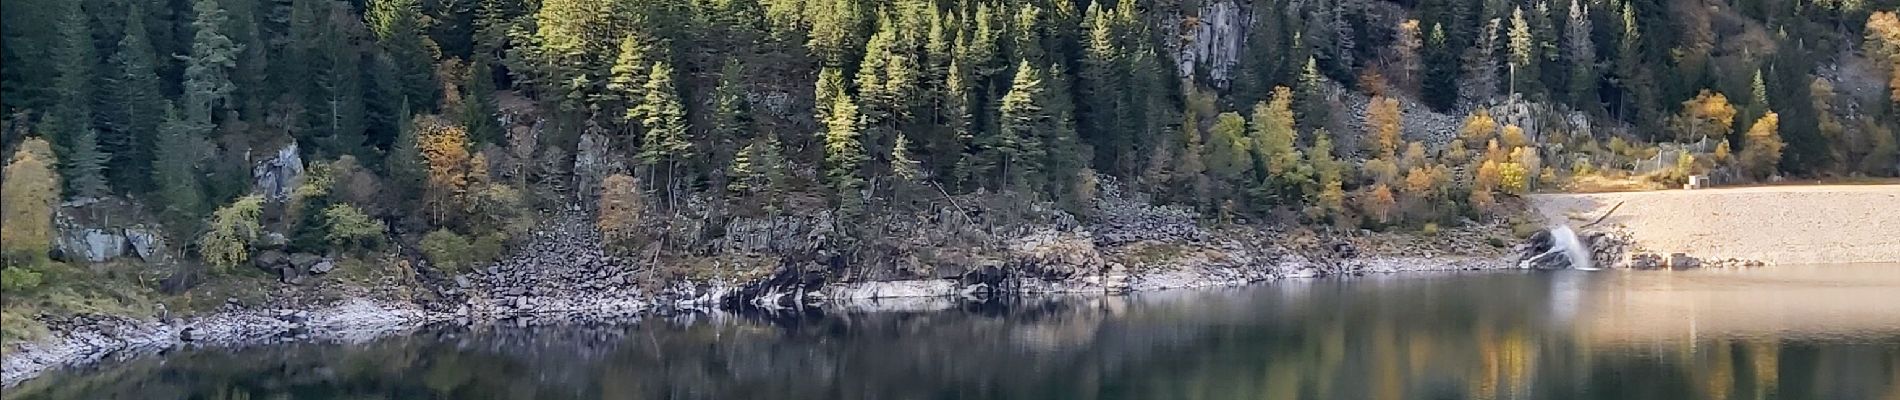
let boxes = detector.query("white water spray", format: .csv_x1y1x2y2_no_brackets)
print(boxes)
1547,226,1596,271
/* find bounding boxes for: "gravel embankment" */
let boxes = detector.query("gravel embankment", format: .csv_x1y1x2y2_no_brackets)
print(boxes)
1529,185,1900,265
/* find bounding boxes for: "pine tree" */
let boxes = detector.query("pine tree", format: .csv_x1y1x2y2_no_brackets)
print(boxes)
181,0,242,120
307,2,369,157
824,92,866,196
814,67,847,130
101,3,168,190
1507,7,1537,98
708,60,753,177
1565,0,1596,108
63,123,113,201
635,62,693,194
461,56,500,146
369,0,438,110
1422,23,1460,110
974,60,1051,191
606,29,662,123
807,0,862,65
153,103,208,224
47,6,108,197
1079,1,1124,171
1295,57,1330,132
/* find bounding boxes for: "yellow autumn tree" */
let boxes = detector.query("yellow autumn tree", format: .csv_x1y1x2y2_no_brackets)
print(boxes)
1367,96,1403,158
1500,124,1530,149
1669,90,1737,143
416,115,472,224
1740,111,1784,179
1866,12,1900,104
1460,110,1497,147
1359,183,1398,224
1472,160,1504,209
1499,162,1531,195
2,138,59,268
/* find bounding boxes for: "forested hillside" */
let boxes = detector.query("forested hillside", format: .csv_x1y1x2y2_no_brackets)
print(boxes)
1,0,1897,299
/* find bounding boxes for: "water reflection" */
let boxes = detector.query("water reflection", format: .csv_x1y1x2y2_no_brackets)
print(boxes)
11,265,1900,399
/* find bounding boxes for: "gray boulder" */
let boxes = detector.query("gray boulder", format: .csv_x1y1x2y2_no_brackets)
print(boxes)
253,250,290,274
123,226,166,262
56,228,127,263
252,141,306,202
308,258,336,275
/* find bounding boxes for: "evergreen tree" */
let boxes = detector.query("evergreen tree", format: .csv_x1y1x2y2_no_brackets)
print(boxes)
460,56,500,147
814,67,847,130
368,0,438,110
708,60,753,178
101,3,168,190
806,0,862,65
972,61,1051,191
1507,7,1538,98
47,6,109,197
1422,24,1460,110
322,3,370,157
153,103,208,224
635,62,692,193
181,0,242,120
1295,57,1330,132
824,92,866,196
1564,0,1596,109
606,29,662,123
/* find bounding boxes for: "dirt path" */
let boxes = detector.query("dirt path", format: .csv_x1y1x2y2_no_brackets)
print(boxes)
1529,185,1900,265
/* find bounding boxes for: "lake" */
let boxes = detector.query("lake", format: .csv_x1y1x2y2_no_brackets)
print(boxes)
11,264,1900,399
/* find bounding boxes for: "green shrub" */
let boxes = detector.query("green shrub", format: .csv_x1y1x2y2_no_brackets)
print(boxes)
1421,223,1441,236
1,267,43,291
323,204,387,251
420,229,473,272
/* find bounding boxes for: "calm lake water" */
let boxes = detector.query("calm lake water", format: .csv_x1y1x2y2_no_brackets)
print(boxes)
12,264,1900,400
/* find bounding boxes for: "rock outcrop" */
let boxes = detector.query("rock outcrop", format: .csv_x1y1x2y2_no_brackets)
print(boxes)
252,141,305,202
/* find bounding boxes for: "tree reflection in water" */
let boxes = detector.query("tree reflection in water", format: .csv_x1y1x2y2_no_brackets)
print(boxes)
13,266,1900,399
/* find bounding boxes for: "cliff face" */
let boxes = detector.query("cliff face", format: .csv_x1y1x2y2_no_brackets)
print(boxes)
1173,0,1247,87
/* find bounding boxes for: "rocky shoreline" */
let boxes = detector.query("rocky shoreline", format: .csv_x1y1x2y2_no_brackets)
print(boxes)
3,192,1523,387
0,250,1511,388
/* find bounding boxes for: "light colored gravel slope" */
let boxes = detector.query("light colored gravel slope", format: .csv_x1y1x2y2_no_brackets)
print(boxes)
1529,185,1900,265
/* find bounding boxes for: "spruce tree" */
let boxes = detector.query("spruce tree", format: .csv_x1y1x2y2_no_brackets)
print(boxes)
48,6,109,197
152,103,208,224
101,3,168,191
976,61,1051,191
1080,1,1125,172
368,0,438,110
309,3,368,157
1294,57,1330,132
461,57,501,147
823,93,866,197
606,29,662,123
709,60,752,172
181,0,242,120
1565,0,1597,109
635,62,692,192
